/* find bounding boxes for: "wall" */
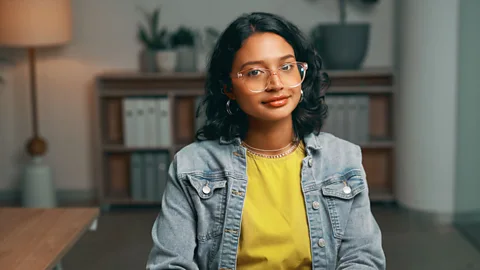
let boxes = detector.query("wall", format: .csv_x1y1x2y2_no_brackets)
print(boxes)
454,0,480,222
394,0,460,216
0,0,394,195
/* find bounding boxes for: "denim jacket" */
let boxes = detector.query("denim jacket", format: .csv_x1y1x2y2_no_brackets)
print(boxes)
146,132,386,270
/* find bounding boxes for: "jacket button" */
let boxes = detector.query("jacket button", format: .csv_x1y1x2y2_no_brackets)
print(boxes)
202,185,211,194
318,238,326,248
308,158,313,167
312,201,320,210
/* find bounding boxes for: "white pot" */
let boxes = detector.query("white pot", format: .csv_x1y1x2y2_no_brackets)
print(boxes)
156,50,177,72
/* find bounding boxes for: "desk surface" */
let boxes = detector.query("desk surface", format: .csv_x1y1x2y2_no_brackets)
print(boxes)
0,207,99,270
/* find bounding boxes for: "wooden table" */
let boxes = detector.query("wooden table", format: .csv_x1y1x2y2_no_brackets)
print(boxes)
0,207,100,270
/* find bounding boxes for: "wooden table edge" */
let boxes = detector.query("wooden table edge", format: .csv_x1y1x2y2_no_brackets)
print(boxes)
45,207,100,270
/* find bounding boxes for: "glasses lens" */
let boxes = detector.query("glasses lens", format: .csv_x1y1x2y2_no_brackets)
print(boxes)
279,62,306,88
243,69,269,92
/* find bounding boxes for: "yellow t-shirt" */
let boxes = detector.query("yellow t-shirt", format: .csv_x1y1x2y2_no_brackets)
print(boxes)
237,142,312,270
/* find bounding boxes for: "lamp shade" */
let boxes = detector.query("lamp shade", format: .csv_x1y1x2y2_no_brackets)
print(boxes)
0,0,72,47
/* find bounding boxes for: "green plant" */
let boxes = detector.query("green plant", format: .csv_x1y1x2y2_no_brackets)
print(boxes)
137,7,169,50
170,26,195,48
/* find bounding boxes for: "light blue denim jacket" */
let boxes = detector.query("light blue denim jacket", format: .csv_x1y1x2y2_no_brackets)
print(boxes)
146,132,386,270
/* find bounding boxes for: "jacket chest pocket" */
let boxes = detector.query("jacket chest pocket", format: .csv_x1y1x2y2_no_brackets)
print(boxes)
185,174,228,242
321,169,366,239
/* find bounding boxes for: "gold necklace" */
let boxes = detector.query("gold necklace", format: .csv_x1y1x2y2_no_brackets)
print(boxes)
241,140,295,152
242,140,301,159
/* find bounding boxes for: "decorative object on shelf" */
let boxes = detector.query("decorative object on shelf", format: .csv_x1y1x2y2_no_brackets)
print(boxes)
195,27,220,72
137,6,176,72
310,0,379,70
171,26,196,72
0,0,73,208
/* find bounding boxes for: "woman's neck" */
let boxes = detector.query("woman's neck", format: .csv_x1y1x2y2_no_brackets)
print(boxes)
243,117,296,155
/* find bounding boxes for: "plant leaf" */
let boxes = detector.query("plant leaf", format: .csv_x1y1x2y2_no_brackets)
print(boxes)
151,8,159,38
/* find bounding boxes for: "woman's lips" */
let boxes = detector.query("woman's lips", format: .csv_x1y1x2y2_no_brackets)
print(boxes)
263,96,289,107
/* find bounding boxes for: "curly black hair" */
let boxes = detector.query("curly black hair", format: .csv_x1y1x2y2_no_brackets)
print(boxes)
195,12,330,142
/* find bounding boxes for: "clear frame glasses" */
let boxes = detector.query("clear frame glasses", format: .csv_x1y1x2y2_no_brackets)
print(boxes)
234,62,308,93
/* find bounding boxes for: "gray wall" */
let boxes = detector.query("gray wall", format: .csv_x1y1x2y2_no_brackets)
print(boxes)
394,0,459,215
454,0,480,222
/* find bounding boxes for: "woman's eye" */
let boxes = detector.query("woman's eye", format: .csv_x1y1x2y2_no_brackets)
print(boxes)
247,69,263,77
281,63,294,71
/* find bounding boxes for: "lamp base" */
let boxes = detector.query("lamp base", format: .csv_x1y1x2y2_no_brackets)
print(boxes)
27,136,47,156
22,156,56,208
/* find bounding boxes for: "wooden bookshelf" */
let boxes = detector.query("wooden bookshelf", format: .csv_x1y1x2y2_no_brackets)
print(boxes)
94,69,396,210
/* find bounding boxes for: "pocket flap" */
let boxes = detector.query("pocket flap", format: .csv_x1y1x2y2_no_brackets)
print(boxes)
186,175,227,199
321,170,366,200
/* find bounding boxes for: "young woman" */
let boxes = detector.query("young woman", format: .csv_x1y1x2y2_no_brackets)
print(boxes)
146,12,386,270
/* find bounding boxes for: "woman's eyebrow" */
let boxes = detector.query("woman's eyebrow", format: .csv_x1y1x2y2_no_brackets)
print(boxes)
239,54,295,70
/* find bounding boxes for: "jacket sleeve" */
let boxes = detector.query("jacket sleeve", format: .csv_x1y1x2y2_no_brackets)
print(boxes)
336,146,386,270
146,156,199,270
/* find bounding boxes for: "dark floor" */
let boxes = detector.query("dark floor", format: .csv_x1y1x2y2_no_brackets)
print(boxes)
62,204,480,270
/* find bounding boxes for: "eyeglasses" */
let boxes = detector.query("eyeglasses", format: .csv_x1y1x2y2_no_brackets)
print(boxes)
233,62,308,93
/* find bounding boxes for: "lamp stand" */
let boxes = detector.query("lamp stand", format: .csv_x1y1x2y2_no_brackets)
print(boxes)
21,48,56,208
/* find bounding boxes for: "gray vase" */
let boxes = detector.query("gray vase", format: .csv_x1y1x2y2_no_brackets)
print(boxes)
176,46,196,72
139,49,158,72
311,23,370,70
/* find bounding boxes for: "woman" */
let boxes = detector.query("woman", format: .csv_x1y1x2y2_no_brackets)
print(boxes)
146,12,386,270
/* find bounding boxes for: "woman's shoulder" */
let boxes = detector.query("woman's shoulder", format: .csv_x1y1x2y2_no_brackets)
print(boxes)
176,139,227,157
309,132,363,166
171,139,236,174
309,132,361,154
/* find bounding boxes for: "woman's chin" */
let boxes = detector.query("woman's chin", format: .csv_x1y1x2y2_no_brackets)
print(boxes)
251,107,295,122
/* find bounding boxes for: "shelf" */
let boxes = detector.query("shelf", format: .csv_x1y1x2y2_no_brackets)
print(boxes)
360,140,394,149
95,69,396,207
99,88,204,97
328,86,394,94
103,198,161,205
323,68,394,78
103,145,171,152
99,86,392,97
103,140,393,153
97,68,394,81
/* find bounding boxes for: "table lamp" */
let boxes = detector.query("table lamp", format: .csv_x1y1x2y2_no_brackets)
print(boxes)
0,0,72,207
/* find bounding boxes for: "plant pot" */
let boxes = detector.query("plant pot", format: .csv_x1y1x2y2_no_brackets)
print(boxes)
156,50,177,72
139,49,158,72
175,46,196,72
311,23,370,70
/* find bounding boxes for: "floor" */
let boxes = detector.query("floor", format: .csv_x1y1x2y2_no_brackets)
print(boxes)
61,204,480,270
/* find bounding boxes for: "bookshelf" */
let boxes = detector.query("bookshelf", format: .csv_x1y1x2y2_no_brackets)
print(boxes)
94,69,396,210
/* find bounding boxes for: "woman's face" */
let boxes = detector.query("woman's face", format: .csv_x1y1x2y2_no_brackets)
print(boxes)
227,32,303,123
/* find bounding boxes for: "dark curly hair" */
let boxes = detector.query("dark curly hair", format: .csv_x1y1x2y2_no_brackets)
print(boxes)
195,12,330,142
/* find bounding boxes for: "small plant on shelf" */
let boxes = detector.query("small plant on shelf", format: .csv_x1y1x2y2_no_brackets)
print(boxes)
170,26,197,72
170,26,196,48
137,7,170,51
136,6,176,72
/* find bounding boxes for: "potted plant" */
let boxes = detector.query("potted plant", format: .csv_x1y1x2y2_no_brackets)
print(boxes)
137,6,176,72
310,0,379,70
170,26,196,72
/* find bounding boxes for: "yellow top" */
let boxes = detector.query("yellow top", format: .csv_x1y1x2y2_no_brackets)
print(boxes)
237,142,312,270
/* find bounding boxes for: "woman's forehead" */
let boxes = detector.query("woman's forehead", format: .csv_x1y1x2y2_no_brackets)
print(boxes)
233,32,296,65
